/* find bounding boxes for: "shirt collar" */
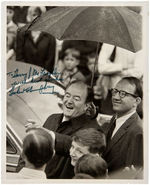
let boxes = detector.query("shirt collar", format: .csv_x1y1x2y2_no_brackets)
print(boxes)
19,167,46,179
116,110,136,124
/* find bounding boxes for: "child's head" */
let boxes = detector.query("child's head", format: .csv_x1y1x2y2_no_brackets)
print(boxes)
87,52,98,73
74,154,108,179
62,48,80,71
22,128,55,169
7,6,14,24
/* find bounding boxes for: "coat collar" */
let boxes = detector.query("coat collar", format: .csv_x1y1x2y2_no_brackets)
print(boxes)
56,113,87,131
26,31,45,45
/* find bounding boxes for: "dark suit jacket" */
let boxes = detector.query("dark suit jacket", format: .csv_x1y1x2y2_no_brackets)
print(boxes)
102,112,143,173
16,30,56,73
43,113,100,179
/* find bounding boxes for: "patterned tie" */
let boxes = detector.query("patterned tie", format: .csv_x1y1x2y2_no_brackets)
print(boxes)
106,117,116,143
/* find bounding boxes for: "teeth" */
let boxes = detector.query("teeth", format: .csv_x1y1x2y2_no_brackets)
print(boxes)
66,105,73,109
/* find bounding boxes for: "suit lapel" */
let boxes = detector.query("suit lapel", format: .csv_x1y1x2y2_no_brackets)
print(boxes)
105,113,138,155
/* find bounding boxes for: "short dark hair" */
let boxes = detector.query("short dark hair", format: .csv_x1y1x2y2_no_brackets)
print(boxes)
72,128,106,155
23,128,54,168
74,154,107,178
120,77,143,99
34,7,43,16
59,48,81,61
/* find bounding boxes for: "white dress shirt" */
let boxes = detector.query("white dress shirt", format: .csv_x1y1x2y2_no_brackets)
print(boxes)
111,111,136,138
6,167,46,179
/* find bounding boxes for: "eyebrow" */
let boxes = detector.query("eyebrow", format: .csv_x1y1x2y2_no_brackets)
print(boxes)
65,92,81,99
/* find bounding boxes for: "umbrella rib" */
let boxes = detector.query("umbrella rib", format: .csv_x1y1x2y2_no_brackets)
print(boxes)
61,7,91,40
113,7,135,50
59,7,89,40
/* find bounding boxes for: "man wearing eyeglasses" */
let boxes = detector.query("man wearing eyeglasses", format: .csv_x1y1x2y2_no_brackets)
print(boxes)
102,76,143,176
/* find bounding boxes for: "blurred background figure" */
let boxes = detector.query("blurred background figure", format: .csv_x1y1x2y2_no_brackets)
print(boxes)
74,154,108,179
58,48,86,87
7,6,18,61
16,6,56,73
86,52,99,86
7,128,55,179
13,6,29,28
56,40,99,77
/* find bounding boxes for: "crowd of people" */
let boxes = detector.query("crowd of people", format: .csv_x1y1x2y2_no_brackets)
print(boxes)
6,6,144,180
7,78,143,180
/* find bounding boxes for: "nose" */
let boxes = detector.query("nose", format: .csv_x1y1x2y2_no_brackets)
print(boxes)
113,91,120,99
67,96,74,104
70,147,76,157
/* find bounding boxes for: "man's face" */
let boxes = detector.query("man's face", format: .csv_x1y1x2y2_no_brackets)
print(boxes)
112,80,137,116
63,84,87,119
70,141,90,166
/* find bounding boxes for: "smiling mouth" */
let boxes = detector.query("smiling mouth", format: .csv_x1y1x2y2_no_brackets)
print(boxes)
71,157,77,161
113,101,121,105
66,105,74,110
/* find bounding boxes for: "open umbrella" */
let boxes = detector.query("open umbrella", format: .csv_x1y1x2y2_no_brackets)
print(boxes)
28,6,142,53
25,6,142,88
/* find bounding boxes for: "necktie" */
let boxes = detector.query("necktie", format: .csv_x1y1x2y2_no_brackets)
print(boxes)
106,118,116,143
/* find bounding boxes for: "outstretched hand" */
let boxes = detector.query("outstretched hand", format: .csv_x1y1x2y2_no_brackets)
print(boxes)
25,119,41,132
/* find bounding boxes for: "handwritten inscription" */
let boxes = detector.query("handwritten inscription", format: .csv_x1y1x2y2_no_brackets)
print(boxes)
7,67,63,96
8,81,56,96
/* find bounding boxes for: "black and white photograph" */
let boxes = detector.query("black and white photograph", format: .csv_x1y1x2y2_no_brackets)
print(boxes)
1,1,149,183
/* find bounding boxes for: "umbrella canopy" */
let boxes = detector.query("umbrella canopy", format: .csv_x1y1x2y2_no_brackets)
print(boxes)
28,6,142,52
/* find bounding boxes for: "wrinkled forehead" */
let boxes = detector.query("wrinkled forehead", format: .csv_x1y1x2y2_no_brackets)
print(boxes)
66,83,88,96
116,79,136,93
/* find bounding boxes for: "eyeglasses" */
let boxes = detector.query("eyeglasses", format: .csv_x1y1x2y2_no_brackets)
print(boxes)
111,88,138,99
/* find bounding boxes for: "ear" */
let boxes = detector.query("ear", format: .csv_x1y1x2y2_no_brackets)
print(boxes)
95,153,100,157
136,97,141,105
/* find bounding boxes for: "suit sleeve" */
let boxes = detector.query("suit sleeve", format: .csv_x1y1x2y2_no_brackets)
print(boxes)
125,132,143,167
55,133,72,156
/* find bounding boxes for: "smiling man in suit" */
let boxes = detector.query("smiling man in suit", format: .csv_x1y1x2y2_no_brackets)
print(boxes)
103,77,143,175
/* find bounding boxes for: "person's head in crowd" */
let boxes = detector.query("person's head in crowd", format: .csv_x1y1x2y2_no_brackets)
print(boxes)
70,128,106,166
111,77,142,117
7,6,15,24
63,81,89,120
26,6,46,23
21,127,55,170
87,52,98,74
73,173,94,179
74,154,108,179
61,48,81,72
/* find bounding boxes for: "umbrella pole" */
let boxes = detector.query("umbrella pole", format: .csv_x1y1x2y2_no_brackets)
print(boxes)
90,42,101,88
